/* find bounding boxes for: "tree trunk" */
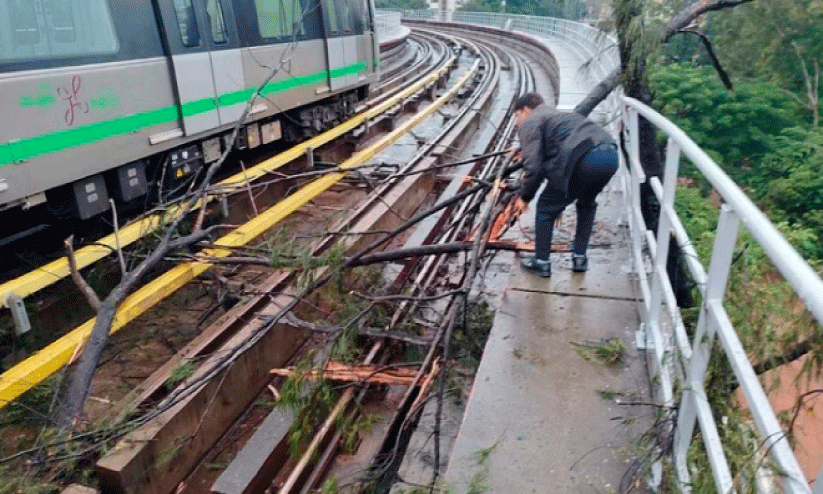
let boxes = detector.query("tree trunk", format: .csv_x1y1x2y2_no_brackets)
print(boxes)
53,293,122,429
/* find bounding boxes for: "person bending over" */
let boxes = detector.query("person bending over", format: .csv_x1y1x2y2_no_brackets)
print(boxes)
512,93,618,277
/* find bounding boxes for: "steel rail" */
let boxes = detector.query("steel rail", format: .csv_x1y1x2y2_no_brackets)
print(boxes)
388,35,515,325
283,35,532,494
277,43,506,494
0,58,477,409
0,48,451,311
214,33,504,493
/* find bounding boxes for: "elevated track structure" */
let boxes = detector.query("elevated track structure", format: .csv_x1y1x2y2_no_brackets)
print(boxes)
0,10,821,494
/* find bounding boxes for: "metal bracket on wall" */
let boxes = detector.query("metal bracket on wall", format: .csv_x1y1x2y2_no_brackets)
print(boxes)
5,295,31,336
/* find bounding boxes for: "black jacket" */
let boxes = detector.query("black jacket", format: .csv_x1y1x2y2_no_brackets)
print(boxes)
518,104,614,201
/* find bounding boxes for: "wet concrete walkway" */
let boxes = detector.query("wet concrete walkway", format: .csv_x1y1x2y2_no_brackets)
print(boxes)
443,180,651,493
442,34,652,493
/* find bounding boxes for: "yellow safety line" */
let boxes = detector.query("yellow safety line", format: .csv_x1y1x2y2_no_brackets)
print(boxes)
0,60,478,408
0,57,456,308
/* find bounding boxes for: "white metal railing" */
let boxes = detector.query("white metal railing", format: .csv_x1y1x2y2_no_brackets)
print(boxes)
375,11,406,42
621,96,823,494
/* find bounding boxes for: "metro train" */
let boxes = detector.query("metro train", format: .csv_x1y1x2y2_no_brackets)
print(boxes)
0,0,379,231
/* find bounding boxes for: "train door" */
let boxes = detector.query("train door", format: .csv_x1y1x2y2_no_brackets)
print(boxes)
155,0,247,135
321,0,360,91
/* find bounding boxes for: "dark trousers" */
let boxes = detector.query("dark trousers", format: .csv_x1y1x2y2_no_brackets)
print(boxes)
535,146,619,260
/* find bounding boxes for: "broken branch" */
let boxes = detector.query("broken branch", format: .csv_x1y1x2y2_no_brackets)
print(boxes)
271,362,419,386
65,235,102,313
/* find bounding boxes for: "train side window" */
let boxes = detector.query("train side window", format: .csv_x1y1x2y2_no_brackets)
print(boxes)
206,0,228,44
349,0,365,34
46,0,77,43
254,0,306,39
9,0,41,45
172,0,200,47
338,0,352,33
321,0,340,34
282,0,306,37
1,0,118,62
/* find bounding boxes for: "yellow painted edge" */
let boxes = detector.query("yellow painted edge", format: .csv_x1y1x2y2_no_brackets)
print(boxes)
0,59,472,408
0,58,454,306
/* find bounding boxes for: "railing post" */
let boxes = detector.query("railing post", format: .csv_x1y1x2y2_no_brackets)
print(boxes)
624,106,649,306
673,204,740,487
646,138,680,336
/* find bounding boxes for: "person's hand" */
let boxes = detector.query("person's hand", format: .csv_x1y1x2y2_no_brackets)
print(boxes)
513,197,528,216
508,146,522,162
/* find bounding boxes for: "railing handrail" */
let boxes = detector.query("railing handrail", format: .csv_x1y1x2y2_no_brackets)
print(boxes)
623,97,823,323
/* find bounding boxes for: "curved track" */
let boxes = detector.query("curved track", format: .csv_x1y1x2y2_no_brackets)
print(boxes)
0,23,563,494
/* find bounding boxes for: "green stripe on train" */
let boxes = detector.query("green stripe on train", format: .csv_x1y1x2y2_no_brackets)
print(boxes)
0,62,368,167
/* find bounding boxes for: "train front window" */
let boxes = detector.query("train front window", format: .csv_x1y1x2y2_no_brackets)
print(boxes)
172,0,200,47
1,0,118,62
254,0,306,39
206,0,228,44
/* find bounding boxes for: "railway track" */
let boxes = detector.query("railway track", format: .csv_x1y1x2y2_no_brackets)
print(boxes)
0,23,561,494
0,34,448,398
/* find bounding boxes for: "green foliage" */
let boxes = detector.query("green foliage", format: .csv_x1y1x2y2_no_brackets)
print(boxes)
472,441,498,464
166,360,195,388
458,0,497,12
709,0,823,101
457,0,586,19
0,465,56,494
655,65,823,260
451,300,494,367
337,411,381,453
573,337,626,366
749,127,823,258
466,471,488,494
651,64,804,168
673,186,718,242
374,0,428,9
320,477,340,494
0,376,58,427
278,355,339,456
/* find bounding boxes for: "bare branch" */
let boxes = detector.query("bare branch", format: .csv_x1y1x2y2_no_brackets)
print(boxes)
574,68,621,116
281,313,434,346
109,199,127,276
665,0,755,42
576,0,753,115
677,29,733,90
64,235,101,313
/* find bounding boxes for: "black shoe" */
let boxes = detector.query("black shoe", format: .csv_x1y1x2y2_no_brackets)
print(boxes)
521,256,551,277
572,254,588,272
